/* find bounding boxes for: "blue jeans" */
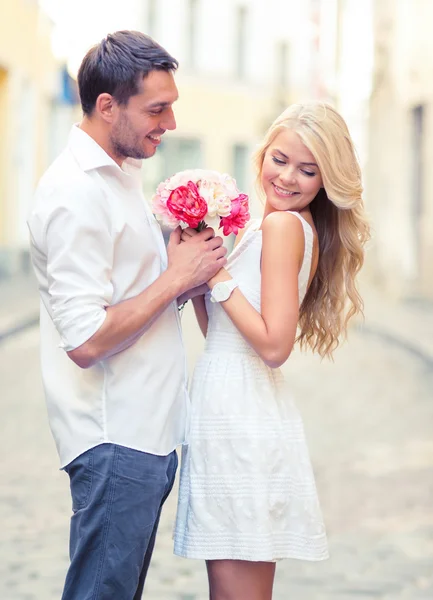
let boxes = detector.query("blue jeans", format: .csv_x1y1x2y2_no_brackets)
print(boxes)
61,443,178,600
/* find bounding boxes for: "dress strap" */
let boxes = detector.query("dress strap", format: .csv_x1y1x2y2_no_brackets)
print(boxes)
286,211,314,303
232,218,260,249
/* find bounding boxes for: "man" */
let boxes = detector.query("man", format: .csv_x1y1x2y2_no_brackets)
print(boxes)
27,31,226,599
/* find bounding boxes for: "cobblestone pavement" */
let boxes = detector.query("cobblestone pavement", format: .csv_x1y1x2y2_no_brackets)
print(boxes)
1,294,433,599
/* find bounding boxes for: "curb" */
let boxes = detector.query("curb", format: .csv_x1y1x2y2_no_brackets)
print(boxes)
356,323,433,370
0,314,39,344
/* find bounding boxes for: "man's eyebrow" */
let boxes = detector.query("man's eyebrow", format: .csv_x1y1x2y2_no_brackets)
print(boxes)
147,101,170,109
147,98,179,109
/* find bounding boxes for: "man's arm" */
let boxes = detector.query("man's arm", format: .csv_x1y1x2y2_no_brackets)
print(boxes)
37,184,226,369
68,227,225,368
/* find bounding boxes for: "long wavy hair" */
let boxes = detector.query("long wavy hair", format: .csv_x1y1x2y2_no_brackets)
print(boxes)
254,102,370,358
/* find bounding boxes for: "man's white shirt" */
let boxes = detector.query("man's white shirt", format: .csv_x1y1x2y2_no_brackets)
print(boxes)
27,125,189,468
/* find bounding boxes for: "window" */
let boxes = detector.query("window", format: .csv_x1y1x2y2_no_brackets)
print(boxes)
187,0,199,69
15,78,36,246
276,41,289,90
412,105,424,218
60,65,79,105
233,144,248,192
0,67,8,251
147,0,157,37
163,138,203,177
142,137,203,200
411,104,424,274
235,5,248,80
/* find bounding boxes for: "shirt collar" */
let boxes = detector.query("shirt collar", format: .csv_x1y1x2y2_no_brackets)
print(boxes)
68,124,143,177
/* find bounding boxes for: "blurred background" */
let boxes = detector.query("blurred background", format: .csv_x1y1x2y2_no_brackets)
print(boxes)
0,1,432,599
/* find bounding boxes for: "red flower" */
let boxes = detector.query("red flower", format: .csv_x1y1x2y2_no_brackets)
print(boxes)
167,181,208,229
220,194,250,236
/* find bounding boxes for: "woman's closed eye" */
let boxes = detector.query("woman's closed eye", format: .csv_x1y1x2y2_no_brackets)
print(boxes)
272,156,316,178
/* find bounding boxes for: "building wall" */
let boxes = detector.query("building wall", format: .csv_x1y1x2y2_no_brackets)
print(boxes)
0,0,59,274
365,0,433,298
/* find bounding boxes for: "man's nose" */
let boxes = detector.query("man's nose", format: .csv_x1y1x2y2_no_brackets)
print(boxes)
161,107,176,131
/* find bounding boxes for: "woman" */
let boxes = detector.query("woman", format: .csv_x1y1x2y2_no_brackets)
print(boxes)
174,102,370,600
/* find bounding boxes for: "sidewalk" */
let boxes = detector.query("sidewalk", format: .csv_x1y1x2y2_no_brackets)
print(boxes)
0,271,39,342
360,281,433,366
1,271,433,366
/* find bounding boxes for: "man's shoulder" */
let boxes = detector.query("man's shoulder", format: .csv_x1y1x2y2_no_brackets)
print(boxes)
30,149,105,222
35,148,94,198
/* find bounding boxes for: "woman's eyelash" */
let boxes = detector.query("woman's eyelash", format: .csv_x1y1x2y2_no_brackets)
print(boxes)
272,156,316,177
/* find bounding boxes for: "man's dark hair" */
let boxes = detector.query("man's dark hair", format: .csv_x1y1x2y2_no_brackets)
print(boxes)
77,30,179,115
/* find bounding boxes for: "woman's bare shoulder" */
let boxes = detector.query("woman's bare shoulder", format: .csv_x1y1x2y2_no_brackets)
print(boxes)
261,211,305,269
261,210,304,237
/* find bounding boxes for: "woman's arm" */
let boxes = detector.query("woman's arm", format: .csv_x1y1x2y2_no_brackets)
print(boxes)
208,211,305,368
192,295,209,337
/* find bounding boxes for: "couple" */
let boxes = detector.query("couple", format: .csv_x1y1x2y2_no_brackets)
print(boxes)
27,31,369,600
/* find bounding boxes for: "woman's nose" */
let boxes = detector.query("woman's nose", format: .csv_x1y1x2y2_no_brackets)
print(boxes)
279,167,296,186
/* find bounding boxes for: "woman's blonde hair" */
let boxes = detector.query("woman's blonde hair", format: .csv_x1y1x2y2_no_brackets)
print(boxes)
254,102,370,358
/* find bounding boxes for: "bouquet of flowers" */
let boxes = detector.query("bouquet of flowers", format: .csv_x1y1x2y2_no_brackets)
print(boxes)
151,169,250,236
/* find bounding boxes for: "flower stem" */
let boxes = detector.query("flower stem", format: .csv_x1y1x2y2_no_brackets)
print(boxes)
196,221,206,232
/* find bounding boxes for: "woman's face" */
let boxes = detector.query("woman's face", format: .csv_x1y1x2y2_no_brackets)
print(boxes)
261,129,323,214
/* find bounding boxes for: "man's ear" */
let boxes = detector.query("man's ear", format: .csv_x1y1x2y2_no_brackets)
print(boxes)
95,93,115,123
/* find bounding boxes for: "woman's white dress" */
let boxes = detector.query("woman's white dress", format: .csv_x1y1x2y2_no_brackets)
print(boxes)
173,212,329,562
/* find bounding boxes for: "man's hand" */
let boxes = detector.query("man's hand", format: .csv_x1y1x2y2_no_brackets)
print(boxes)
167,226,227,293
180,227,199,242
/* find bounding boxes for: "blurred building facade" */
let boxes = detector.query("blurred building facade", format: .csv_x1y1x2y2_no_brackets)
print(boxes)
136,0,374,225
366,0,433,300
9,0,426,300
0,0,63,277
1,0,328,277
136,0,320,213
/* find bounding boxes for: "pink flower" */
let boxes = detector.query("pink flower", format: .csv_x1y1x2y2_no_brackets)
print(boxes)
151,168,251,235
167,181,208,229
220,194,250,236
152,192,179,228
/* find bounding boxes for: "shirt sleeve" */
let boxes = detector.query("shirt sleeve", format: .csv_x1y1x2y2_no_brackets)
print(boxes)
44,181,114,352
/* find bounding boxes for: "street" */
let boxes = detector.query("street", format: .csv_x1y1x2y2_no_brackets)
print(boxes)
1,299,433,600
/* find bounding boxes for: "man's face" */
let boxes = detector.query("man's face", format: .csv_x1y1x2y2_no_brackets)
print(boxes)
110,70,178,160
